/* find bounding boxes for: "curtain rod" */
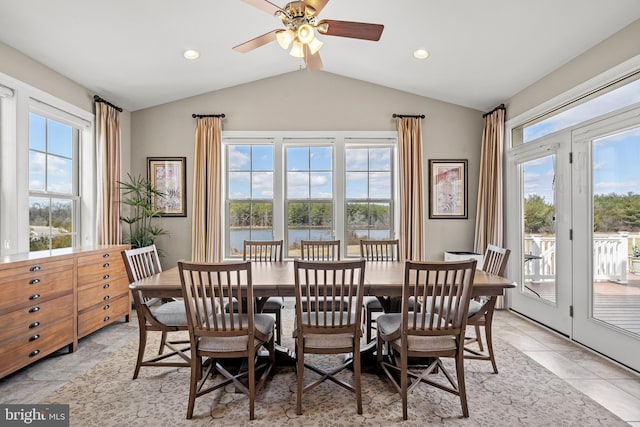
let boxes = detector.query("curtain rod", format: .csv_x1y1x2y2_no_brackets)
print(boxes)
93,95,122,112
482,103,505,118
392,113,425,119
192,113,226,118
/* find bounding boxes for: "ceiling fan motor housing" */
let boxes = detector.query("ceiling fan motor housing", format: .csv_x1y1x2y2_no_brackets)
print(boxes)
280,1,318,30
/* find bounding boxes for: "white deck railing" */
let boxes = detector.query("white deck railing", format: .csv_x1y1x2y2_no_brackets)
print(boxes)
524,233,638,282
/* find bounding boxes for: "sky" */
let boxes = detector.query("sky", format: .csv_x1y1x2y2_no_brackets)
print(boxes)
28,113,74,195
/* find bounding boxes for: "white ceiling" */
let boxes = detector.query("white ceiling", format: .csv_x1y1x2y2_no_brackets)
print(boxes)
1,0,640,112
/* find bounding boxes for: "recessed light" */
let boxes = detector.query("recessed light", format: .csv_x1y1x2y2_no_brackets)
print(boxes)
183,49,200,60
413,48,429,60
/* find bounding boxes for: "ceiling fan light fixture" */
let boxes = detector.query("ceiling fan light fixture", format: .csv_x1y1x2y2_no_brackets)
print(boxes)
297,23,315,44
289,39,304,58
276,29,295,50
308,37,323,55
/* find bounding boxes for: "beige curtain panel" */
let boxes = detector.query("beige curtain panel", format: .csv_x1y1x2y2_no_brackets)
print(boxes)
191,117,223,262
474,107,505,254
397,117,425,261
95,102,121,245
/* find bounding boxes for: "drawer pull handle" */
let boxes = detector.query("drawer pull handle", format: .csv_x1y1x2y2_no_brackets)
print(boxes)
29,265,41,272
103,295,110,301
29,349,40,358
103,304,110,310
29,294,40,300
103,283,110,289
103,274,110,280
103,262,110,268
103,316,110,322
29,322,40,329
29,278,41,285
29,334,40,342
29,306,40,313
103,253,110,258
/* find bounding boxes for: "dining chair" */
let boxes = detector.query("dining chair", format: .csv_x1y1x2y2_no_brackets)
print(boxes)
464,244,510,373
292,259,366,415
178,260,275,420
243,239,285,344
300,239,341,261
122,245,191,379
359,238,399,342
376,259,477,420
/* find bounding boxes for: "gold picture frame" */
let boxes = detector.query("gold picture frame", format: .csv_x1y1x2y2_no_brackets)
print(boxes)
147,157,187,217
428,159,468,219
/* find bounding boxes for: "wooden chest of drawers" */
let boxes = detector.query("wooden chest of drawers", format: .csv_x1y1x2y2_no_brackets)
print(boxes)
77,247,130,338
0,245,129,379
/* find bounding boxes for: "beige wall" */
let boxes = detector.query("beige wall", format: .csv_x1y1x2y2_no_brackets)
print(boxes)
507,18,640,120
131,71,484,268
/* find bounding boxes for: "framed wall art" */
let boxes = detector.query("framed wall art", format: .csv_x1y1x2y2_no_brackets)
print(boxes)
428,159,468,219
147,157,187,217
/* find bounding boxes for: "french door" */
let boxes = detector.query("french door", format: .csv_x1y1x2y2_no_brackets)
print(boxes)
572,110,640,372
507,135,572,336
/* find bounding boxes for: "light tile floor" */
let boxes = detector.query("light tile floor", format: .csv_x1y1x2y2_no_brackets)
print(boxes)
1,309,639,425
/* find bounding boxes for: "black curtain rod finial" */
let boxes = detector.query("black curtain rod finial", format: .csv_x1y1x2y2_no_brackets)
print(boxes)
192,113,226,119
482,103,506,118
392,113,425,119
93,95,123,112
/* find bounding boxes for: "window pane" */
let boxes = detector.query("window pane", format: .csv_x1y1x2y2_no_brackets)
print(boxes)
370,202,391,229
287,229,309,257
369,148,391,170
29,151,46,191
288,202,309,227
29,197,50,251
252,171,273,198
229,202,251,227
252,145,273,170
287,172,309,198
345,172,368,198
229,229,251,256
52,199,73,234
228,146,251,170
310,146,332,170
370,172,391,198
47,154,73,194
346,148,368,171
287,147,309,171
251,202,273,228
47,120,72,157
228,172,251,199
29,113,46,151
309,202,332,228
309,172,332,198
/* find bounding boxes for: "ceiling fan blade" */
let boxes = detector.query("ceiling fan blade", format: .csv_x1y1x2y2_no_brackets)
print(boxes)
240,0,285,16
232,30,278,53
317,20,384,41
305,0,329,15
303,45,323,70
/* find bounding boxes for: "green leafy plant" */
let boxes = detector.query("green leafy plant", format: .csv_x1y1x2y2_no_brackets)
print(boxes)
119,173,169,249
632,245,640,258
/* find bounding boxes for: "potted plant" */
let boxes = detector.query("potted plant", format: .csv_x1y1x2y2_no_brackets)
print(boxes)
630,245,640,275
119,173,169,250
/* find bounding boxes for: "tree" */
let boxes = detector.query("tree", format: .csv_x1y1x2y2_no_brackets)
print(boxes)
523,195,554,233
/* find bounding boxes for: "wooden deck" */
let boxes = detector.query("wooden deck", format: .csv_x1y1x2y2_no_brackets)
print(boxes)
523,274,640,335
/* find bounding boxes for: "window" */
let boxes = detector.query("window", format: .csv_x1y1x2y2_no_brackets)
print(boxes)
226,144,274,256
286,145,334,257
345,146,393,256
223,132,397,259
28,112,78,251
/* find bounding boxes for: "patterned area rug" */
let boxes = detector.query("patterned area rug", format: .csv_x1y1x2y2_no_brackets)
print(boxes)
42,316,627,426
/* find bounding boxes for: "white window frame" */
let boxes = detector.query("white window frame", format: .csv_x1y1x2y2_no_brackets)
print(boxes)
0,71,95,256
222,131,398,259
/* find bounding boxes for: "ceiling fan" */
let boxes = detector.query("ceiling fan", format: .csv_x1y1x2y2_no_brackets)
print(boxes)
233,0,384,70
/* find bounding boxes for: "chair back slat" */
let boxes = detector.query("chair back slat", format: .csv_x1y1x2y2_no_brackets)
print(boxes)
360,239,399,261
178,261,253,339
404,260,476,336
243,240,283,262
301,240,341,261
294,259,365,333
482,244,510,276
122,245,162,282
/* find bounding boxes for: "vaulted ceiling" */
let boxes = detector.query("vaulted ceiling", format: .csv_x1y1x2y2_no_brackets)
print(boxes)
1,0,640,112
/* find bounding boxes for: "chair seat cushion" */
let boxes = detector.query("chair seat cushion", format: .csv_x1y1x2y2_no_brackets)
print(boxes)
198,313,275,353
293,312,357,349
262,297,285,311
153,300,189,326
363,296,382,309
424,297,482,317
376,313,456,351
